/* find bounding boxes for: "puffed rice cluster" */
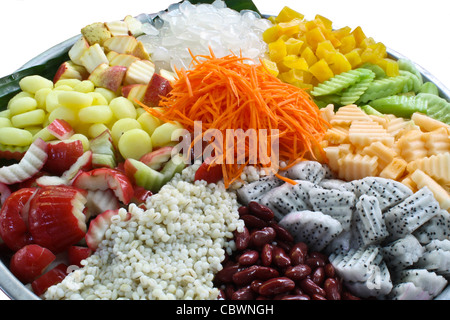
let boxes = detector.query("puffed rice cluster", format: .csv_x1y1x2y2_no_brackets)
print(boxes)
43,164,245,300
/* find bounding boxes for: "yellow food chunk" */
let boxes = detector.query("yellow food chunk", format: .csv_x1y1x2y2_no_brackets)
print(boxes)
411,169,450,210
330,104,371,126
275,6,304,23
361,141,397,170
0,127,33,146
337,153,378,181
349,120,394,147
118,128,152,160
309,59,334,83
379,157,407,180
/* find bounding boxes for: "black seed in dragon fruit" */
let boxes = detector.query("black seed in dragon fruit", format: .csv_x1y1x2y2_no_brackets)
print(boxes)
308,187,356,231
259,180,315,221
236,175,283,205
395,268,448,298
413,209,450,245
342,176,413,211
383,187,440,242
352,195,388,246
279,210,343,252
283,160,327,184
381,234,424,272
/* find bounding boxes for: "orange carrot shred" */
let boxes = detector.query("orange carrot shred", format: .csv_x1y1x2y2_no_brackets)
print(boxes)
138,50,330,188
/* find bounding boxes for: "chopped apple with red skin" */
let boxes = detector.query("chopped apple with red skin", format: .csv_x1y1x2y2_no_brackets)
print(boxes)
28,185,88,253
47,118,74,140
142,73,173,107
103,35,138,54
194,160,223,184
0,182,11,206
0,188,38,251
124,59,155,85
72,168,134,204
68,36,90,65
53,61,84,83
105,20,129,36
109,53,140,68
88,63,127,93
122,83,147,106
0,138,48,185
159,69,177,83
139,146,174,170
68,245,92,267
80,43,109,73
131,185,152,205
43,139,85,176
85,189,120,219
85,209,131,251
10,244,56,283
124,15,144,37
61,150,93,182
131,41,150,60
31,263,68,296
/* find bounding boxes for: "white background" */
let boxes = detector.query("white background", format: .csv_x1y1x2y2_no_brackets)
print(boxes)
0,0,449,300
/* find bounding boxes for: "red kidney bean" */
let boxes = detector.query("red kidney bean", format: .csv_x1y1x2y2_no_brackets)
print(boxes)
235,226,250,251
248,201,274,221
268,221,294,243
232,285,255,300
305,256,326,269
284,264,311,281
309,251,328,262
253,266,279,280
232,265,258,286
289,242,308,265
217,289,226,299
311,266,325,286
280,294,310,300
274,239,292,252
241,214,268,229
299,278,326,297
232,265,278,286
312,294,327,300
272,246,291,268
238,250,259,266
261,243,273,266
238,206,249,217
250,279,263,293
324,263,336,278
342,291,361,300
224,284,235,300
250,227,276,247
259,277,295,296
215,263,240,283
324,278,341,300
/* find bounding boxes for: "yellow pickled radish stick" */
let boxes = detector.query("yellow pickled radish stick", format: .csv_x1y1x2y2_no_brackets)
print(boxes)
11,109,46,128
9,97,38,116
109,97,137,120
58,91,94,109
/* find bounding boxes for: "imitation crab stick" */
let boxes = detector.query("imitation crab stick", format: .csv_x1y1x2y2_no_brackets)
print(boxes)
138,49,330,188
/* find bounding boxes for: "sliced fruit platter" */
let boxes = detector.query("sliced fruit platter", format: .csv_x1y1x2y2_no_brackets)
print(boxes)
0,0,449,301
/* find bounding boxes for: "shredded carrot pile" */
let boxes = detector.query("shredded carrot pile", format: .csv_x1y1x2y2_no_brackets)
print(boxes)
138,49,330,188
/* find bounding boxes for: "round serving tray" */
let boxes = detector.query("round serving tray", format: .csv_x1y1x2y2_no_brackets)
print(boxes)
0,10,449,301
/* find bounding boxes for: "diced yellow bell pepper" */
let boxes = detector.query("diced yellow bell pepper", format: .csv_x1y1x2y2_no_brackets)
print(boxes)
360,37,376,50
279,69,302,84
305,27,327,51
339,34,356,54
282,55,309,71
351,26,367,46
330,52,352,75
316,40,337,64
379,58,400,77
360,42,387,64
309,59,334,83
332,26,352,40
314,14,333,31
263,24,282,43
345,49,362,68
276,6,304,23
268,38,287,63
261,58,279,77
285,38,305,56
278,19,302,38
301,46,318,66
